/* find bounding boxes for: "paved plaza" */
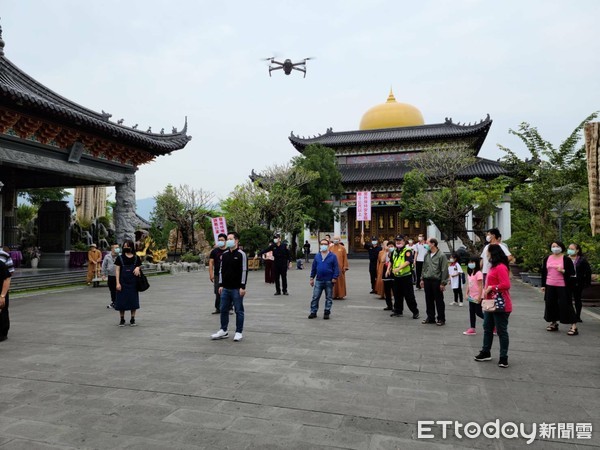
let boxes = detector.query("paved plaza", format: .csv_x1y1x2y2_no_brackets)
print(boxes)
0,260,598,449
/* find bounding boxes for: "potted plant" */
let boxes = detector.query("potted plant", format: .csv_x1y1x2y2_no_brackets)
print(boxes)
26,246,41,268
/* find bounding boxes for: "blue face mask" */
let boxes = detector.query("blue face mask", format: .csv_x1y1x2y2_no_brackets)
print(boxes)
424,244,431,252
567,249,576,256
273,238,279,244
217,241,225,248
226,240,235,248
114,247,121,255
468,263,476,269
371,240,378,246
320,245,328,252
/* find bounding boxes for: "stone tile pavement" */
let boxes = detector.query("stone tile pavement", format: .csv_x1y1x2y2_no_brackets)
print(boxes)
0,260,598,449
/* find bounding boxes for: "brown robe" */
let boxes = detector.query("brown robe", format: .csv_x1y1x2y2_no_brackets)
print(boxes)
331,243,349,299
87,248,102,283
375,248,387,298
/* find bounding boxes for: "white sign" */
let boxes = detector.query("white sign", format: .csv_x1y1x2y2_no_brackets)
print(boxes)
356,191,371,221
211,217,228,243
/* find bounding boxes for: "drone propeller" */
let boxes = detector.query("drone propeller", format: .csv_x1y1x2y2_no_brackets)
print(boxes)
260,56,274,61
304,56,316,61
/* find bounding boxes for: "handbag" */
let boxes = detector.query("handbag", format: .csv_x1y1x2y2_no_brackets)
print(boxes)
482,290,505,312
136,270,150,292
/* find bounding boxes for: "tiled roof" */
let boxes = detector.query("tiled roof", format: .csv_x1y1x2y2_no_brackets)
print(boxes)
0,55,191,155
289,117,492,152
339,157,507,184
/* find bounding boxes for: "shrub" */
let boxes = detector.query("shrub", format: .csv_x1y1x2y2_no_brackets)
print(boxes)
180,252,201,263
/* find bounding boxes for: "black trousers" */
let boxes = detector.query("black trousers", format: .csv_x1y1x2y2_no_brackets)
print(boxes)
423,278,445,322
0,294,9,338
213,278,221,310
107,275,117,304
273,264,288,293
568,278,584,321
383,279,394,309
392,275,419,315
369,263,377,290
415,261,424,287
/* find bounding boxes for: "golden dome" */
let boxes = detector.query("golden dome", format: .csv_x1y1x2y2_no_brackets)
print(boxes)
359,89,424,130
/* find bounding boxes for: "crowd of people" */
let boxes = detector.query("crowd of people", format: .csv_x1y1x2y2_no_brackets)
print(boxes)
0,228,593,368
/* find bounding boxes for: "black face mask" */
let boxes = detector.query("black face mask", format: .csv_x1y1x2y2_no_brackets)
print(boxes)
123,248,133,254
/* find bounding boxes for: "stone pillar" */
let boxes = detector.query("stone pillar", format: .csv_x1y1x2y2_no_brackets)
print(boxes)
114,174,136,244
498,195,512,240
466,210,475,243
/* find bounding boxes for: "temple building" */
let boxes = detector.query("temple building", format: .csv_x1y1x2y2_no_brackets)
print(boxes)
289,90,510,254
0,23,191,260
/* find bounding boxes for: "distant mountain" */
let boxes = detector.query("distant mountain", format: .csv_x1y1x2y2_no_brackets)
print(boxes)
136,197,155,221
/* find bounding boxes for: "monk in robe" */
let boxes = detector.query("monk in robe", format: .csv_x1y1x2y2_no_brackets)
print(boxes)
87,243,103,285
375,240,388,298
331,236,349,299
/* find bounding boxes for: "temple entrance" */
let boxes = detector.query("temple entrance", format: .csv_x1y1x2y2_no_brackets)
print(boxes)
348,207,426,253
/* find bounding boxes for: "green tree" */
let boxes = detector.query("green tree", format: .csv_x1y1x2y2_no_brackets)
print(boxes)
19,188,69,206
151,184,215,253
221,181,267,232
291,144,344,232
239,225,272,256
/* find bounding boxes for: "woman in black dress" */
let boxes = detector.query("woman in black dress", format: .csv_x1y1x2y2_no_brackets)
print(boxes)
115,239,142,326
566,243,592,323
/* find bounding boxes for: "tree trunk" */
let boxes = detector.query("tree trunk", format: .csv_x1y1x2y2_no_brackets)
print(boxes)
585,122,600,236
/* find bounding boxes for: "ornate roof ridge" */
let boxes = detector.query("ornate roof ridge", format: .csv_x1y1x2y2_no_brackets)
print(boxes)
0,52,191,153
290,114,492,141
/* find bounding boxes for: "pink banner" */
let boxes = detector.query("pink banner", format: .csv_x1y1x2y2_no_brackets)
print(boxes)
356,191,371,221
211,217,228,243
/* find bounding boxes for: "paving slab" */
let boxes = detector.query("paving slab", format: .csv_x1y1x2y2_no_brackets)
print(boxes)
1,260,598,449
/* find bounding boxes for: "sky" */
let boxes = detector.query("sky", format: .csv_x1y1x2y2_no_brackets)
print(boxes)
3,0,599,203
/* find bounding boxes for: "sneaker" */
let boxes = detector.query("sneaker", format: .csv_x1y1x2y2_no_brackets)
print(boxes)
308,313,317,319
383,307,392,311
233,332,243,342
283,291,289,296
436,320,445,326
412,313,420,320
498,357,509,368
211,329,229,340
463,328,477,335
390,312,403,317
107,303,114,309
422,319,435,324
323,311,330,320
458,302,464,307
129,318,137,327
474,351,492,362
274,292,281,296
211,309,220,314
118,318,126,327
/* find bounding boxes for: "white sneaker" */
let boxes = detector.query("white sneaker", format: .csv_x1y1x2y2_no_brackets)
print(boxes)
233,332,243,342
458,303,464,307
450,302,458,306
211,329,228,340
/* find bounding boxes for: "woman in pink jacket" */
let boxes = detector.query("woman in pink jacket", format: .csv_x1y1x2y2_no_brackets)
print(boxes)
474,244,512,368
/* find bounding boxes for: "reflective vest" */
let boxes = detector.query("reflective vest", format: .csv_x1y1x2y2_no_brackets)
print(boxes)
392,247,412,277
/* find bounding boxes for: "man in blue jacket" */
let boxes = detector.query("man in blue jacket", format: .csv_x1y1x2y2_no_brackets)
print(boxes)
308,238,340,320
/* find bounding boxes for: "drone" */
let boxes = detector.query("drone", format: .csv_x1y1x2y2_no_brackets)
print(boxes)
263,57,313,78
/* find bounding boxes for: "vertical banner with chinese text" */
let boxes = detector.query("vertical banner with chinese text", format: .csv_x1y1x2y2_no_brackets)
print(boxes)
356,191,372,221
211,217,228,243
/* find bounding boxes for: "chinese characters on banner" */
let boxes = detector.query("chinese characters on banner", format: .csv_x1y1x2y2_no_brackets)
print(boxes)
356,191,372,221
211,217,228,243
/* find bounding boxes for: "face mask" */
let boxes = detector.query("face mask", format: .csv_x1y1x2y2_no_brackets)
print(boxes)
273,239,279,244
217,241,225,248
486,235,492,243
468,263,476,269
408,241,413,245
424,244,431,251
114,247,121,255
449,258,455,263
371,240,378,246
388,247,394,253
320,245,328,252
396,244,403,249
551,246,561,254
567,249,576,256
226,239,235,248
333,240,339,244
123,247,133,254
418,237,423,241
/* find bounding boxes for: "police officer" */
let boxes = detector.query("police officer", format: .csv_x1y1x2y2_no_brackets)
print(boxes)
390,235,420,319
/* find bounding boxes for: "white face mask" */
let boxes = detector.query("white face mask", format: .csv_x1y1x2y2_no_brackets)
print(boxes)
551,246,562,254
468,263,476,269
449,258,455,263
408,241,413,245
486,235,492,243
333,240,339,244
371,240,378,246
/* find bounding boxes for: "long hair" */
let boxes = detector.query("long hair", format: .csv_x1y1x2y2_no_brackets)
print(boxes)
488,244,509,268
467,256,481,276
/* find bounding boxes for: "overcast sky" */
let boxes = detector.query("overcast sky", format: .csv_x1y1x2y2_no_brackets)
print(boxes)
3,1,599,201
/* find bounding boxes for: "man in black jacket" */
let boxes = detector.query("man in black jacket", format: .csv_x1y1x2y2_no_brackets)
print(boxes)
256,234,292,295
211,232,248,342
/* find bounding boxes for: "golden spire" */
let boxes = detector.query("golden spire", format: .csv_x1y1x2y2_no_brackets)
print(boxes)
386,87,396,103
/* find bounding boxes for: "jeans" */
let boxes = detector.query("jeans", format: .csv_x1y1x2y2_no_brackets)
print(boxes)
310,279,333,314
482,311,510,358
220,288,244,333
